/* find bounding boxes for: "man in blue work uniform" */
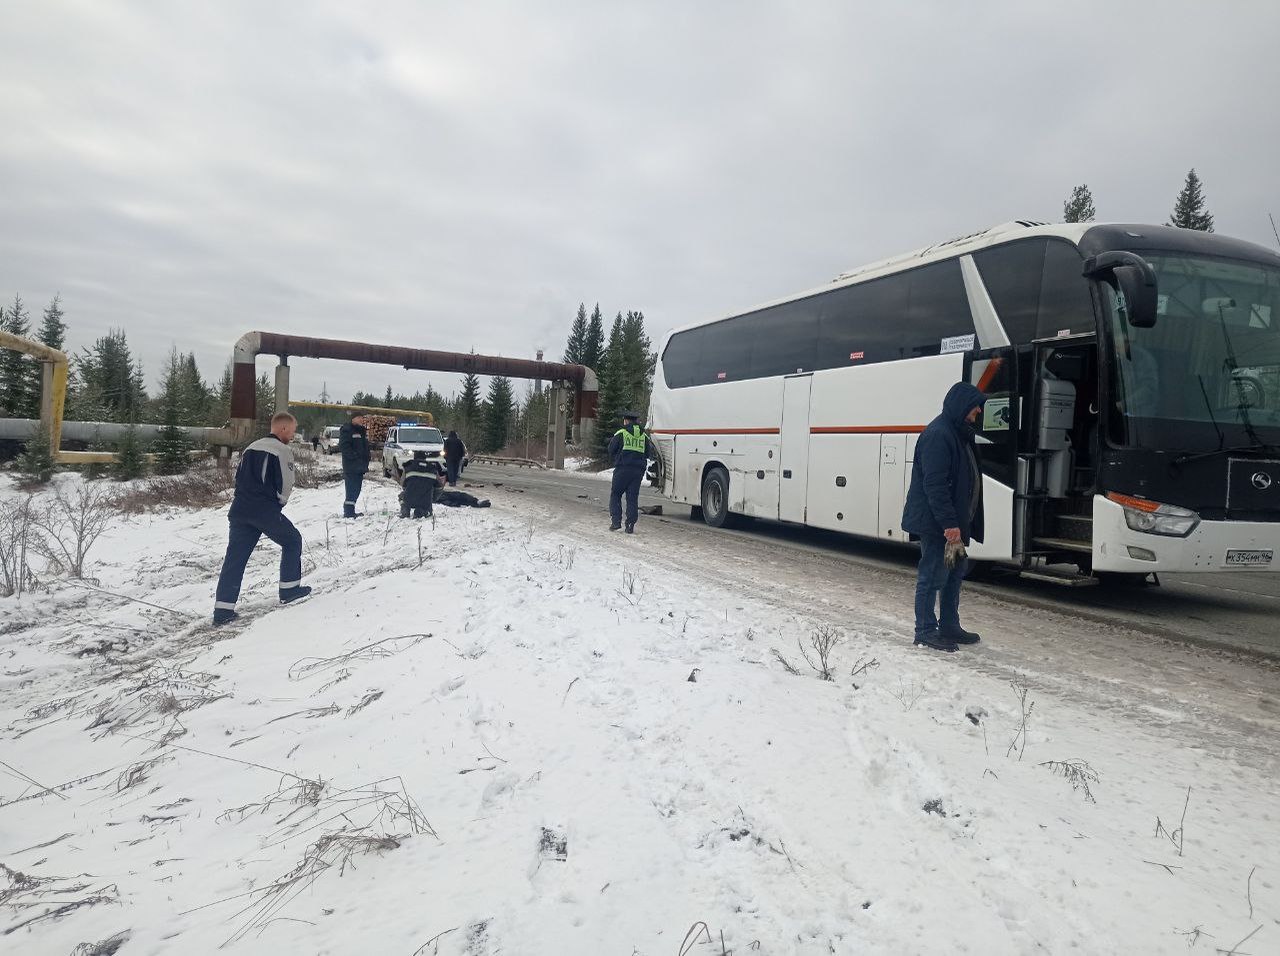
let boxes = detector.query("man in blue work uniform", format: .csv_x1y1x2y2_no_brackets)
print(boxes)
901,382,987,652
213,412,312,626
607,410,656,534
399,450,440,518
338,412,370,518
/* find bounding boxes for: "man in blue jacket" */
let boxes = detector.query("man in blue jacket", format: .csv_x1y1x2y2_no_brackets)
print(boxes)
213,412,312,625
338,412,370,518
901,382,987,652
606,410,657,533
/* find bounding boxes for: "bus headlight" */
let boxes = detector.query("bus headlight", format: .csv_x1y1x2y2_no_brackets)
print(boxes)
1106,492,1200,537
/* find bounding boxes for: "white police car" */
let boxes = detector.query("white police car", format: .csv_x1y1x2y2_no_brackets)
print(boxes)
382,424,446,478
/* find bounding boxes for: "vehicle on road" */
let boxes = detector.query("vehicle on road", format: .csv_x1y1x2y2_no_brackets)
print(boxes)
650,221,1280,578
382,424,446,479
320,426,342,454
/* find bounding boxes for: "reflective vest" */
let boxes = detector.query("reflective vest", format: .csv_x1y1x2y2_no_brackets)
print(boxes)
615,425,647,454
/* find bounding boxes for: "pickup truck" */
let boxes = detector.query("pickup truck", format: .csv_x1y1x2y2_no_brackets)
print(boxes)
382,424,447,479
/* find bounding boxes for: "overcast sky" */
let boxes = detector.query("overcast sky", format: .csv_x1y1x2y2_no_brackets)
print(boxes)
2,1,1278,405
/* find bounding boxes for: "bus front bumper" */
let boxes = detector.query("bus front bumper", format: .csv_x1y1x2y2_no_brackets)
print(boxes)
1092,495,1280,573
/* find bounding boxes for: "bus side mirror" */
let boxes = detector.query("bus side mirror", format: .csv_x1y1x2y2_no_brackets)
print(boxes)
1083,251,1158,328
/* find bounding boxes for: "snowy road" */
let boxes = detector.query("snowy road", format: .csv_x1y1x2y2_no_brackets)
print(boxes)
469,463,1280,660
2,471,1278,954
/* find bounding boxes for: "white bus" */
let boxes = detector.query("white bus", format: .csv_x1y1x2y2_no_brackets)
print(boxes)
649,221,1280,578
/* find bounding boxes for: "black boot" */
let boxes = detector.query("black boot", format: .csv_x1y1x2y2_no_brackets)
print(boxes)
625,523,635,534
212,608,238,626
913,630,958,652
940,626,981,645
609,521,621,531
280,585,312,604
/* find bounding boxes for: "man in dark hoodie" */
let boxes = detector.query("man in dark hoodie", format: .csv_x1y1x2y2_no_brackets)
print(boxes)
443,430,467,486
901,382,987,652
338,412,370,518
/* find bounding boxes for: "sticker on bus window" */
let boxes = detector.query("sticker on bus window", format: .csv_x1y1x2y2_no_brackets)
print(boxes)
849,351,865,361
982,397,1011,432
1157,294,1169,315
716,371,727,380
941,333,975,354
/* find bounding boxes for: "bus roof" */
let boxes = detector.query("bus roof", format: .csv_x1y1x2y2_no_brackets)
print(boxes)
663,221,1280,342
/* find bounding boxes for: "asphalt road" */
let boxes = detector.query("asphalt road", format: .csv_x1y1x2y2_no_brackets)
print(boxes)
465,462,1280,662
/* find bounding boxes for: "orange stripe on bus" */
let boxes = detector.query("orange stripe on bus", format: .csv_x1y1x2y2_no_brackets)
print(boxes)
810,425,925,434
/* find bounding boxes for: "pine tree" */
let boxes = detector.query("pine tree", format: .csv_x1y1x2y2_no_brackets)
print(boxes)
618,310,655,413
74,328,147,422
482,376,514,452
152,348,192,474
593,313,627,460
111,425,147,480
38,294,68,350
0,294,40,419
15,427,55,484
1168,168,1214,232
178,352,210,425
1062,184,1096,223
458,370,481,443
563,304,588,364
254,373,275,435
384,385,394,409
584,304,604,369
213,362,234,425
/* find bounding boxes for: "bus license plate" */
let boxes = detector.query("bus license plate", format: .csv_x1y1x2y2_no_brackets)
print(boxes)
1224,549,1274,568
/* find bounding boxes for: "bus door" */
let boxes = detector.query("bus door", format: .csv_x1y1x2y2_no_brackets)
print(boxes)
963,346,1021,561
778,374,813,523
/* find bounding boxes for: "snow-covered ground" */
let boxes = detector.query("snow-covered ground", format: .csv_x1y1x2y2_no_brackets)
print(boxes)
1,472,1277,955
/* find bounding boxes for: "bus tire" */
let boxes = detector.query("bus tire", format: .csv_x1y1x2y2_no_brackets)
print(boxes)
701,466,734,528
963,559,995,582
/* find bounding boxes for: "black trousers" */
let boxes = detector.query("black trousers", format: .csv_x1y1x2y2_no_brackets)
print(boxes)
610,464,645,526
215,510,302,610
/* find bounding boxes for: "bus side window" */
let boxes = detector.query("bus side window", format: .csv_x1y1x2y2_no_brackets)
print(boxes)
904,258,974,358
973,239,1045,344
1037,241,1096,339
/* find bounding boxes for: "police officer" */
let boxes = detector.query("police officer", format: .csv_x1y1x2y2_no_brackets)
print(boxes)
607,410,656,533
213,412,312,626
399,449,439,518
338,411,370,518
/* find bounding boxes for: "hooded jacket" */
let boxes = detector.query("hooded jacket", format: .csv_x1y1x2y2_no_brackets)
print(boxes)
901,382,987,544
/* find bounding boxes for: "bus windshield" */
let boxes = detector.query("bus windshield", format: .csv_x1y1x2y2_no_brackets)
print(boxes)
1105,253,1280,453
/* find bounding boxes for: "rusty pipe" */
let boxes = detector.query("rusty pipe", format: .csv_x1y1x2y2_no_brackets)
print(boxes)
228,331,598,446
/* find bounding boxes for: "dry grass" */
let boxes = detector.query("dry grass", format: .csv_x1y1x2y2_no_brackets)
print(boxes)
112,469,233,514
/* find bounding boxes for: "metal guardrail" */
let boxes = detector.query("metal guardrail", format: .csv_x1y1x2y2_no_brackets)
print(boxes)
467,455,547,469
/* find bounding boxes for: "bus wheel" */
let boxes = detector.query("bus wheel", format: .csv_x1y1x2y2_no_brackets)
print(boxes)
964,559,995,582
701,467,734,528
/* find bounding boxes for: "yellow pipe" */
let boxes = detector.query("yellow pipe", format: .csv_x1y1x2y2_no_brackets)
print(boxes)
0,329,74,463
288,400,434,424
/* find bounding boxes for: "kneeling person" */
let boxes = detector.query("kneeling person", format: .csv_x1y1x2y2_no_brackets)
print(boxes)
399,450,439,518
213,412,311,625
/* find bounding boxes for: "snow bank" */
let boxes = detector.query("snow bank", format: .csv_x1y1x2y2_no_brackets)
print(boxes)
1,474,1276,954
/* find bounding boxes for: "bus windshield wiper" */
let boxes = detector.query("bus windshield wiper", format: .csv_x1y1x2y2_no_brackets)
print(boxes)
1173,441,1280,467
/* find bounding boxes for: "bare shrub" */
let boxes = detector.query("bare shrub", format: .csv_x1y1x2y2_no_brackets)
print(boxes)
31,481,117,578
1040,758,1100,803
0,495,39,597
770,648,801,676
70,931,130,956
1155,785,1191,857
889,678,924,712
112,469,233,514
1006,681,1035,761
797,625,842,681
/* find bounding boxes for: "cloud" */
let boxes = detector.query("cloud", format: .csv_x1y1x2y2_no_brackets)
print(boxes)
1,0,1277,402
